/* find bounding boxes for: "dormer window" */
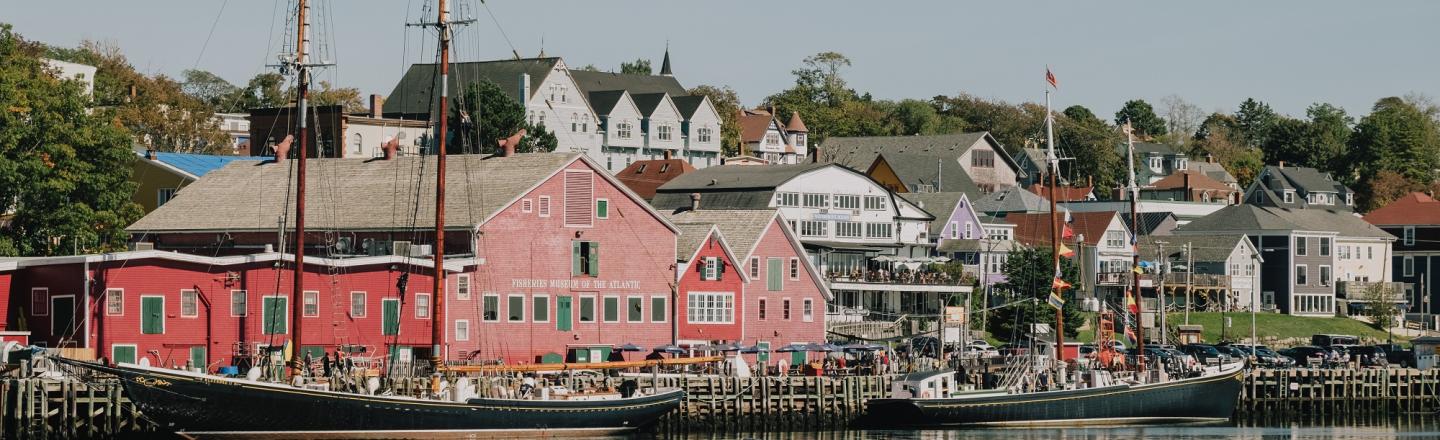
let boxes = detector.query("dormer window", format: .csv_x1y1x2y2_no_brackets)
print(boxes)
1175,158,1188,170
1149,157,1162,170
1284,191,1295,204
1346,193,1354,206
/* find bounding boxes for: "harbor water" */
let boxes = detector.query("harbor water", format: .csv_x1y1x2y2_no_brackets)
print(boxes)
677,421,1440,439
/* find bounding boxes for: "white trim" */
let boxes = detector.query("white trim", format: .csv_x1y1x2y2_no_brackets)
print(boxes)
789,257,800,280
302,290,320,318
454,319,471,341
685,291,735,325
578,294,598,323
601,295,621,323
626,295,644,323
649,295,667,323
230,290,248,317
507,294,527,323
482,293,501,322
802,298,815,323
521,198,534,214
105,288,124,317
782,297,792,320
596,198,610,220
538,195,552,218
179,289,199,318
532,294,551,323
50,294,75,337
456,274,471,300
259,295,288,335
349,291,368,318
140,294,166,335
414,293,431,319
9,250,470,273
110,343,138,364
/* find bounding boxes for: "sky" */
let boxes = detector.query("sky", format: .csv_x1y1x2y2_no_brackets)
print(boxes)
7,0,1439,120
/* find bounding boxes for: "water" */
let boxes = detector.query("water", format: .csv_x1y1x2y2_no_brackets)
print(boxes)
673,418,1440,439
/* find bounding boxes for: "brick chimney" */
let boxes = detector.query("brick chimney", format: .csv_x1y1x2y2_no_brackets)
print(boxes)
1278,161,1285,169
1183,172,1192,201
369,94,384,118
690,193,702,211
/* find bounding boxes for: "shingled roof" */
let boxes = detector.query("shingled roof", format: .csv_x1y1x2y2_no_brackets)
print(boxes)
872,152,979,194
616,159,695,200
383,58,560,116
588,90,629,115
900,192,969,236
1005,211,1121,247
1138,234,1251,263
568,70,687,96
1365,192,1440,226
128,153,622,232
665,209,779,259
650,163,831,211
1177,204,1391,239
819,132,1017,172
671,95,710,119
973,186,1053,215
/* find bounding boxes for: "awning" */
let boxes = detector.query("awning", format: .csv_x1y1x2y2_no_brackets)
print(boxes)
802,240,902,251
937,239,1018,253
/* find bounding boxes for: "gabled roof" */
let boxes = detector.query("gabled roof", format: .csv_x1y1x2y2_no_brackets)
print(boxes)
673,225,750,284
1365,192,1440,226
1177,204,1391,239
819,133,1022,177
900,192,973,236
587,90,630,116
1121,212,1178,236
616,159,696,200
568,70,687,96
1246,165,1354,210
665,209,832,300
1138,234,1251,263
871,152,978,194
1005,211,1121,247
136,150,264,180
1189,161,1238,185
1131,142,1180,156
384,58,560,115
1026,184,1094,202
128,153,675,233
1174,204,1300,233
650,163,832,211
973,186,1053,215
670,95,709,119
738,110,781,144
630,93,670,117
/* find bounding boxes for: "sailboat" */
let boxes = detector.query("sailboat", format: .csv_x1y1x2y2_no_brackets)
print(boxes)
863,70,1242,428
59,0,682,436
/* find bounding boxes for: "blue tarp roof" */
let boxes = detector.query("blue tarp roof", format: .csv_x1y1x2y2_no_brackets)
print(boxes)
149,152,264,178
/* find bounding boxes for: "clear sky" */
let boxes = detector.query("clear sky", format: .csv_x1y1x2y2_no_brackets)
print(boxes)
7,0,1438,119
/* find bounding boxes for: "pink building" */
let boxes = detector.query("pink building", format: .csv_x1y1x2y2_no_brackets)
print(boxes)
667,209,830,368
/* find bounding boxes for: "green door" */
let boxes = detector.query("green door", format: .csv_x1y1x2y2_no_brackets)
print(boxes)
767,258,783,291
112,345,137,365
556,296,572,331
757,342,771,363
574,348,589,363
382,299,400,336
261,297,287,334
189,346,207,370
141,297,165,334
791,350,806,366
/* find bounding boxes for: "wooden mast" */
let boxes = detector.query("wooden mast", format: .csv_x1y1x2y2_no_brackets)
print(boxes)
1044,89,1064,363
1124,120,1146,372
431,0,451,371
287,0,310,378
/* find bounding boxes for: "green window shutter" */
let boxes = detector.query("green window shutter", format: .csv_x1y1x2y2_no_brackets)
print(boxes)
767,259,783,291
572,241,582,276
791,350,806,366
382,300,400,335
587,242,600,276
557,296,573,331
112,346,137,365
262,297,287,335
189,346,207,370
141,297,164,334
597,200,608,218
508,296,524,321
603,297,618,322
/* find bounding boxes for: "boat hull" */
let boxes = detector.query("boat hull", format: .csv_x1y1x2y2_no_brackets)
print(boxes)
76,362,682,436
865,367,1244,428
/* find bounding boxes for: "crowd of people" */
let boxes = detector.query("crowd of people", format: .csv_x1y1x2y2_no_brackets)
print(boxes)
828,268,957,285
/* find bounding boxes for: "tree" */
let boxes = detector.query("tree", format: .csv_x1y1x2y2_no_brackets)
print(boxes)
0,24,142,256
309,81,366,113
1062,105,1097,123
1113,99,1167,138
687,84,744,156
1361,282,1401,332
576,64,601,72
765,51,883,144
1159,95,1203,148
1057,112,1123,197
1303,102,1353,175
619,58,652,75
1193,121,1264,188
448,80,556,155
181,69,239,111
989,247,1083,340
932,93,1043,153
235,72,289,110
1234,98,1279,148
1348,97,1440,209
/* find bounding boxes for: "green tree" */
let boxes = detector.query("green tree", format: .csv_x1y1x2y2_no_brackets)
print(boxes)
0,24,142,256
1113,99,1167,138
687,84,744,156
1304,103,1353,175
619,58,652,75
1234,98,1279,148
1362,282,1401,331
932,93,1043,153
234,72,289,110
181,69,239,111
1062,105,1097,123
448,80,556,155
1348,97,1440,209
989,247,1083,340
1057,107,1123,197
309,80,366,113
1193,121,1264,188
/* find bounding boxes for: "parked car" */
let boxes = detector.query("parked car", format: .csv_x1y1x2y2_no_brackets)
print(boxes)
1374,343,1415,368
958,345,1000,359
1179,344,1228,366
1211,344,1248,365
1078,344,1098,359
1229,344,1294,368
1346,346,1389,367
1312,334,1360,347
1279,346,1328,367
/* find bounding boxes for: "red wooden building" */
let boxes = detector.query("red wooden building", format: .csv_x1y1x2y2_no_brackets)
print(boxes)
13,152,681,369
667,209,830,368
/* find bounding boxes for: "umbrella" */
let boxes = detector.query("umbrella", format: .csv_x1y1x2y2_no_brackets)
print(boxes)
618,343,643,352
842,343,883,351
931,256,951,263
776,344,806,353
805,343,839,352
692,344,715,352
715,342,743,352
653,344,685,354
740,345,769,354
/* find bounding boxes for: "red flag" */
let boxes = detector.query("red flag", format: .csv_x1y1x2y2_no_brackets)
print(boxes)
1052,277,1072,290
1046,67,1058,89
1125,288,1140,315
1061,224,1075,240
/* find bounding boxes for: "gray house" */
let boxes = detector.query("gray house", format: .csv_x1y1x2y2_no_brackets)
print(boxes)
1138,234,1260,312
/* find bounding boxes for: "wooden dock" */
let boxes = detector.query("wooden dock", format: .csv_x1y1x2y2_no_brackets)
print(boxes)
1242,368,1440,416
0,378,154,439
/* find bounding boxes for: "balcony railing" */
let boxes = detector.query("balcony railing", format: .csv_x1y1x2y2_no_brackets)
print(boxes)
826,270,963,286
1150,273,1233,287
1095,272,1130,286
1336,281,1408,302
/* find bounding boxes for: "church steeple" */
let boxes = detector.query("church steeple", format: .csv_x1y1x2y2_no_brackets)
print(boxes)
659,42,673,76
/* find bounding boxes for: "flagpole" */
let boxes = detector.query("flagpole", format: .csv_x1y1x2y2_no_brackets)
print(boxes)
1045,87,1064,364
1125,120,1146,373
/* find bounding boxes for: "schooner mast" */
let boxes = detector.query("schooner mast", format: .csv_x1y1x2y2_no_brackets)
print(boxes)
285,0,313,379
1044,71,1065,363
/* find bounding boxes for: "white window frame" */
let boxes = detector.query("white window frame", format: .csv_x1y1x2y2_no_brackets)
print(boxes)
455,320,471,341
1319,265,1332,287
790,257,800,280
157,187,178,206
864,195,888,211
750,257,760,278
964,223,974,239
579,294,597,323
1284,191,1295,204
775,192,800,207
685,291,735,324
31,287,48,316
703,257,720,281
1295,236,1307,256
106,288,124,316
835,221,862,238
507,294,526,323
483,293,501,322
350,291,367,318
626,295,645,323
538,196,551,218
657,125,672,141
111,343,138,365
834,194,860,210
782,297,792,320
802,298,814,322
596,198,609,220
532,294,550,323
800,220,828,238
602,295,622,323
1404,226,1416,246
303,290,320,318
521,198,533,213
456,274,471,300
650,295,668,323
415,293,431,319
1404,256,1415,277
758,297,768,321
230,290,247,317
1295,264,1308,286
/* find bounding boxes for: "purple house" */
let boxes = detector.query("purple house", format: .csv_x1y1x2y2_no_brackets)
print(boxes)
902,192,1016,288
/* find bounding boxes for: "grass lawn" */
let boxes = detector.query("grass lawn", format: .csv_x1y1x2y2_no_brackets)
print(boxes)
1167,311,1402,346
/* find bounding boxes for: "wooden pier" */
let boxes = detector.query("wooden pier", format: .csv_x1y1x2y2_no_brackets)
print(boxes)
0,378,154,439
1241,368,1440,416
